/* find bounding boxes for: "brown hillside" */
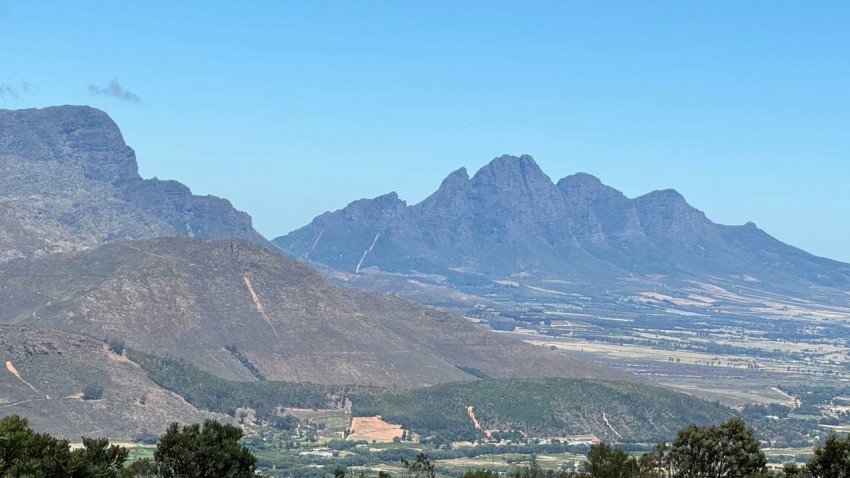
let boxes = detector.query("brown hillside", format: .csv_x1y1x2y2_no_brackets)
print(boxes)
0,326,220,439
0,237,634,388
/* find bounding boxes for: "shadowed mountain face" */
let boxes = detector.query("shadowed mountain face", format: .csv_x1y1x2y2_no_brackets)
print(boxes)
0,237,631,388
0,106,272,261
275,155,850,291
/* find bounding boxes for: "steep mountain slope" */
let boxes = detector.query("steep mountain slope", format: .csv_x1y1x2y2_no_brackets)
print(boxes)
0,326,220,440
0,106,272,261
0,237,630,388
275,154,850,292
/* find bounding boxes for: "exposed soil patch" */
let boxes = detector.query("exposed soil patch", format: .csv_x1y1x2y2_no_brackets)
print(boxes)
242,275,280,339
347,416,403,442
601,412,622,439
5,360,44,396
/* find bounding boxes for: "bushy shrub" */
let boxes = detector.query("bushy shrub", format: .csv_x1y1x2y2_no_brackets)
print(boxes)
82,384,103,400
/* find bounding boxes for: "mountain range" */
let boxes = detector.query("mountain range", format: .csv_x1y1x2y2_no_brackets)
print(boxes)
275,154,850,295
2,105,847,441
0,106,657,439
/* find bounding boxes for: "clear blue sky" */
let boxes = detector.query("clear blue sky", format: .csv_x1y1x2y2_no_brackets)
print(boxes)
1,2,848,261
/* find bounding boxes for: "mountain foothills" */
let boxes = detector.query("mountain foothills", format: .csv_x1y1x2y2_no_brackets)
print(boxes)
0,326,220,439
0,106,272,261
0,237,627,388
276,154,850,293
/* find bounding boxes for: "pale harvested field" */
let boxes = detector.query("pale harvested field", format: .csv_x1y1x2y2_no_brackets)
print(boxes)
347,416,403,442
527,336,840,376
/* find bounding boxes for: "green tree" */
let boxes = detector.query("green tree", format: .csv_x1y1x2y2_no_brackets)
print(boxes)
121,458,158,478
153,419,256,478
401,453,435,478
638,442,672,478
668,417,766,478
583,442,640,478
779,462,804,478
82,384,104,401
72,436,129,477
806,433,850,478
0,415,128,478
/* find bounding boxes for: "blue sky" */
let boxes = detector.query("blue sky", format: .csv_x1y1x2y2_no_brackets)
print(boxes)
1,2,848,261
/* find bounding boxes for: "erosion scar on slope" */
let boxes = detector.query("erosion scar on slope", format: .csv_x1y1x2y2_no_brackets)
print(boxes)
466,405,493,438
5,360,45,397
306,230,324,259
242,276,280,340
601,412,622,439
355,233,380,273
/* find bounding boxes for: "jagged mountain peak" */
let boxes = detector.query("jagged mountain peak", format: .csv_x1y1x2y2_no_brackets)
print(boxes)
276,154,850,289
437,167,470,190
471,154,553,188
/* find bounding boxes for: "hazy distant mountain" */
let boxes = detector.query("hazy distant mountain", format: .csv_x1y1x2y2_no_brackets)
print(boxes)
275,155,850,291
0,106,272,261
0,237,629,388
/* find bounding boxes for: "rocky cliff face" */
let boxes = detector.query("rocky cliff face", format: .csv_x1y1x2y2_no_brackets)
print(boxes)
0,106,272,260
276,154,850,288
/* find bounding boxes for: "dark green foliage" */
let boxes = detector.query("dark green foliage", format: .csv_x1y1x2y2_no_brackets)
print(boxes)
224,344,266,381
401,453,435,478
0,414,128,478
153,419,256,478
456,366,491,380
460,471,502,478
0,414,261,478
106,338,126,355
780,462,805,478
270,414,299,431
352,378,731,442
82,384,104,401
127,349,359,417
668,417,766,478
806,433,850,478
584,442,640,478
741,403,790,420
75,437,130,477
122,459,158,478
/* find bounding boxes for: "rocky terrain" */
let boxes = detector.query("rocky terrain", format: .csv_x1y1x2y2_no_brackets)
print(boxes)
0,237,630,389
0,106,273,261
0,326,221,440
276,154,850,298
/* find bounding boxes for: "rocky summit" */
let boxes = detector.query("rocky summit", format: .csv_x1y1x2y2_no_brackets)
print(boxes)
276,154,850,292
0,106,272,261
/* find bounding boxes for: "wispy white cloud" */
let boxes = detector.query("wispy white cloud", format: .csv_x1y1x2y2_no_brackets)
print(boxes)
88,79,141,103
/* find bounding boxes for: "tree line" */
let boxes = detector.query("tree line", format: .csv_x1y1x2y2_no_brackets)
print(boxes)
334,418,849,478
3,414,849,478
459,417,850,478
0,415,255,478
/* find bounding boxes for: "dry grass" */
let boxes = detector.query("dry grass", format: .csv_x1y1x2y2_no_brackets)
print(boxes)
347,416,403,442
